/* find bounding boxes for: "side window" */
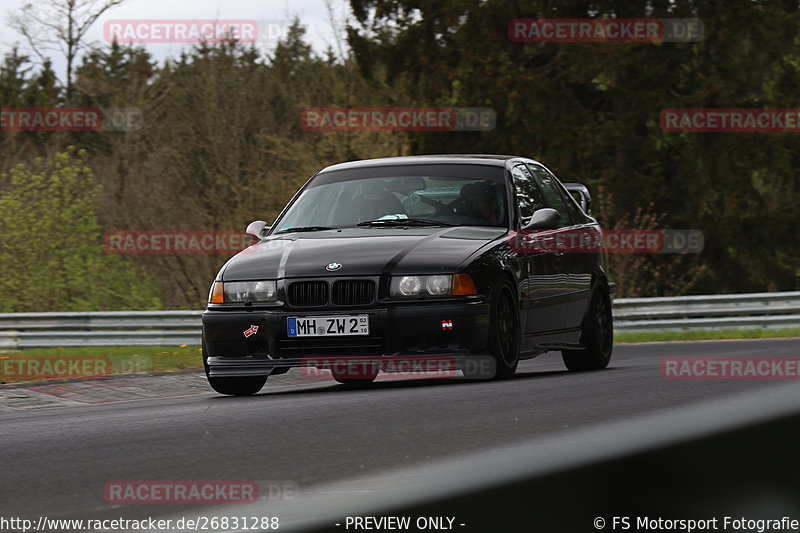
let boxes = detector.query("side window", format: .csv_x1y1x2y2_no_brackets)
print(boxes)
562,190,586,223
528,164,574,227
510,164,546,225
558,184,587,223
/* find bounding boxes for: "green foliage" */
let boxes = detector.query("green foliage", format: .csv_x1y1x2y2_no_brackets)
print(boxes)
0,345,201,384
347,0,800,294
1,6,798,309
0,51,63,159
0,148,161,311
63,32,407,308
616,328,800,343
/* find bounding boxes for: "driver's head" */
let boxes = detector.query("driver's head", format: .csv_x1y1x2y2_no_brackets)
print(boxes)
461,182,500,223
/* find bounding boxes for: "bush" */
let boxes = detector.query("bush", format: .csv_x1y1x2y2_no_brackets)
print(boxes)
0,147,161,311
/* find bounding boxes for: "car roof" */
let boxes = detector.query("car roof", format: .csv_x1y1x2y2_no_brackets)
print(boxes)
318,154,541,173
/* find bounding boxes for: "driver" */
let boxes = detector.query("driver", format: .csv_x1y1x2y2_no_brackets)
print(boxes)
458,181,501,224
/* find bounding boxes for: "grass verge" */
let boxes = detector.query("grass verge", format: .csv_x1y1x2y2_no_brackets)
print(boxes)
0,345,202,384
616,328,800,343
2,329,799,384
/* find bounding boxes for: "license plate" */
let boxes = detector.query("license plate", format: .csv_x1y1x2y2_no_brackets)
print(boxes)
287,315,369,337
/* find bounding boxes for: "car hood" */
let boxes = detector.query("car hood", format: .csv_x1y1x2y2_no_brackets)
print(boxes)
221,227,507,280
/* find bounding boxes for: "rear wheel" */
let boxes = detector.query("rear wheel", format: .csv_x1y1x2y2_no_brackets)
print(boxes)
562,282,613,371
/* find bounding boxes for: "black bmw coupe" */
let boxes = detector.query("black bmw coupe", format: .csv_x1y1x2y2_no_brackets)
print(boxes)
202,155,613,395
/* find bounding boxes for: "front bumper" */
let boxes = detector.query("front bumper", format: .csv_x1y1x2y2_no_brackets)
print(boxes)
202,301,490,377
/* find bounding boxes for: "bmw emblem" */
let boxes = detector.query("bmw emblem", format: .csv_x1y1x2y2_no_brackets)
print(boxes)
326,262,342,271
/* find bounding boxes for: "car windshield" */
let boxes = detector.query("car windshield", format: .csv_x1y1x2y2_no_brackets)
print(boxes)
273,164,508,232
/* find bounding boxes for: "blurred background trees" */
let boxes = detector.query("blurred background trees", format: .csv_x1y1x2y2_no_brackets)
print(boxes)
0,148,160,311
0,1,798,309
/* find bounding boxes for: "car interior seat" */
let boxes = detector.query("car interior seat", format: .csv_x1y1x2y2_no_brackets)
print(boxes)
343,181,407,223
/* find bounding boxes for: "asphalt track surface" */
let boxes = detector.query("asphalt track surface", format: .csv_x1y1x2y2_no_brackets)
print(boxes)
2,338,799,524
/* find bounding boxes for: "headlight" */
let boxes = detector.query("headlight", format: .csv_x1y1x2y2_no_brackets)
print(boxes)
208,281,277,303
252,280,277,301
425,275,451,295
390,275,453,298
397,276,423,296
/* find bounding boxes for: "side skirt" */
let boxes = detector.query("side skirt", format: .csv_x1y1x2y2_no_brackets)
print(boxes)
521,327,584,353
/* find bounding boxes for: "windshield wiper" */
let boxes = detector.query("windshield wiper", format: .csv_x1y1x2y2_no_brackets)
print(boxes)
356,218,456,227
274,226,335,234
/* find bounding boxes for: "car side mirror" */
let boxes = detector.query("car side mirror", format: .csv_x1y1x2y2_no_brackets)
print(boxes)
523,208,560,230
245,220,270,239
563,183,591,214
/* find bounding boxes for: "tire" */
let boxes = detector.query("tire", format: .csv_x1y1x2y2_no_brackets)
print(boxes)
332,366,378,385
562,282,613,371
202,340,267,396
333,375,377,385
207,375,267,396
479,281,520,380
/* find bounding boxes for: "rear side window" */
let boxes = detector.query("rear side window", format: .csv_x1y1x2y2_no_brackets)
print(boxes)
510,164,546,225
527,164,574,227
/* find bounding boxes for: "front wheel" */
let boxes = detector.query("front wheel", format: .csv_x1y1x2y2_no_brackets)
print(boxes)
333,375,377,385
562,282,613,371
332,366,378,385
203,340,267,396
480,281,520,380
207,375,267,396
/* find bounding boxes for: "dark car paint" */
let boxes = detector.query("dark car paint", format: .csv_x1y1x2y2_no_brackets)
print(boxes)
203,155,610,367
222,227,507,280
